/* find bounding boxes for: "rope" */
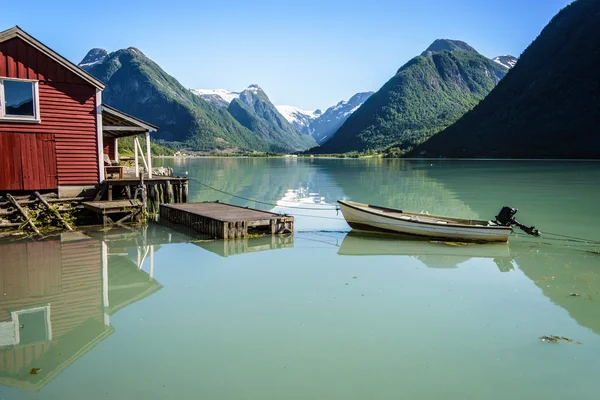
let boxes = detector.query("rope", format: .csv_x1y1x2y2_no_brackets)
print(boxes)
541,231,600,245
187,177,340,211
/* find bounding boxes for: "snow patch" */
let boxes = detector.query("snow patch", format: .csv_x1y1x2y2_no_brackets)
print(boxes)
79,59,103,68
492,56,517,69
276,105,321,123
191,89,240,104
343,104,362,117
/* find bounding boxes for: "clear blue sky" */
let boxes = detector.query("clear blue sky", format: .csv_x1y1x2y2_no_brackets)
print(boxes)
2,0,571,111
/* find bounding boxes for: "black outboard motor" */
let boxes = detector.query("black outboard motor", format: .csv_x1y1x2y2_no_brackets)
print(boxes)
495,206,541,236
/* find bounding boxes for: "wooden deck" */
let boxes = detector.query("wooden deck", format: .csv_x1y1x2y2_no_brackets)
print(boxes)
82,199,143,226
159,201,294,239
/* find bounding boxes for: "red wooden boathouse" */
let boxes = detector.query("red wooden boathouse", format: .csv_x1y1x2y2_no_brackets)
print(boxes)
0,26,157,198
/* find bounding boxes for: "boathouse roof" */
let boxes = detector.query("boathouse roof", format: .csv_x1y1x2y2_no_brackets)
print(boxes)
0,25,105,90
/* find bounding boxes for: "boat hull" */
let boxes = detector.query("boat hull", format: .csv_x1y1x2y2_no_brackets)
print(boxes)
338,201,511,243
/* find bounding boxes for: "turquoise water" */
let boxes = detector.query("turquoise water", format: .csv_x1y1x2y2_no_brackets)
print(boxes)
1,159,599,399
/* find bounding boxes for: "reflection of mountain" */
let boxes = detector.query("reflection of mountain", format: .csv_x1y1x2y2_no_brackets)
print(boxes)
338,231,511,269
6,99,34,116
0,233,163,392
339,230,600,334
157,158,477,221
324,159,479,219
513,246,600,335
422,161,600,242
159,158,348,210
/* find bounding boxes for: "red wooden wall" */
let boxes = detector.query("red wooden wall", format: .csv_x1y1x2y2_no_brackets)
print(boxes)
0,37,99,190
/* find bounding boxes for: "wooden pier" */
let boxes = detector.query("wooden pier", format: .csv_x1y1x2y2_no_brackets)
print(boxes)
159,201,294,239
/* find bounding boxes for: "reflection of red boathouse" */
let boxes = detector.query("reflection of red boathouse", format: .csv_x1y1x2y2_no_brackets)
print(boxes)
0,235,162,391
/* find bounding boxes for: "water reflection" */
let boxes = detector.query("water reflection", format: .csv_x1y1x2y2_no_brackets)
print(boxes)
338,231,513,270
0,229,164,392
156,158,479,232
0,236,113,391
337,230,600,335
271,184,348,232
0,224,599,398
193,235,294,257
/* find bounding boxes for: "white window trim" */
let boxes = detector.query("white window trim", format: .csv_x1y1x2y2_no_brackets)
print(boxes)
0,77,41,123
10,304,52,346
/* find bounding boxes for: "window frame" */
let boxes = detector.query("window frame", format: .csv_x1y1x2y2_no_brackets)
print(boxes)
11,305,52,346
0,77,41,123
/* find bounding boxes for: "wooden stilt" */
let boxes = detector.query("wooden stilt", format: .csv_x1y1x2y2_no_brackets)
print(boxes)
182,182,188,203
165,181,173,204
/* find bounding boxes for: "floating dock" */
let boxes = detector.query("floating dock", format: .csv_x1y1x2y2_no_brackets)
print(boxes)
159,202,294,239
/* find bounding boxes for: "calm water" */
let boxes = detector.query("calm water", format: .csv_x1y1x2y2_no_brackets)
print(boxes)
1,158,600,399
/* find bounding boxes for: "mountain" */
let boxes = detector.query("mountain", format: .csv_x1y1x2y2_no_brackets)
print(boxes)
227,85,317,151
313,40,508,153
78,48,108,68
421,39,477,56
308,92,374,145
492,55,517,69
190,89,240,108
414,0,600,158
275,105,322,135
79,48,280,152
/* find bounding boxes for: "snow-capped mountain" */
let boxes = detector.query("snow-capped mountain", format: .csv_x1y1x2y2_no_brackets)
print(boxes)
227,85,317,151
309,91,374,144
492,55,517,69
275,106,322,135
78,48,108,68
190,88,240,108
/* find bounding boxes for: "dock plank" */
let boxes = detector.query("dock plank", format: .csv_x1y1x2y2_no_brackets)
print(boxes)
162,202,290,222
160,202,294,239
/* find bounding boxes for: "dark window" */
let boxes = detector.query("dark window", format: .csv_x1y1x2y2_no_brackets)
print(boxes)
4,80,35,117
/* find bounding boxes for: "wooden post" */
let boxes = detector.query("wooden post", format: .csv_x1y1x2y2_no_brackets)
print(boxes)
158,183,164,204
34,191,73,231
145,131,152,179
165,181,173,204
142,183,148,210
134,136,140,178
7,194,40,234
182,181,188,203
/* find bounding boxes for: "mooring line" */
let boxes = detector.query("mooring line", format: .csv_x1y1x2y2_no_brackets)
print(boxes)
541,231,600,244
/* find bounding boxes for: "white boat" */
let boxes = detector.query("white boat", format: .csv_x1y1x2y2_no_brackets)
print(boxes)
337,200,514,242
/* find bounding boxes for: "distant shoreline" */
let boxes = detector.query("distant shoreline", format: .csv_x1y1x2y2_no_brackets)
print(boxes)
150,155,600,161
